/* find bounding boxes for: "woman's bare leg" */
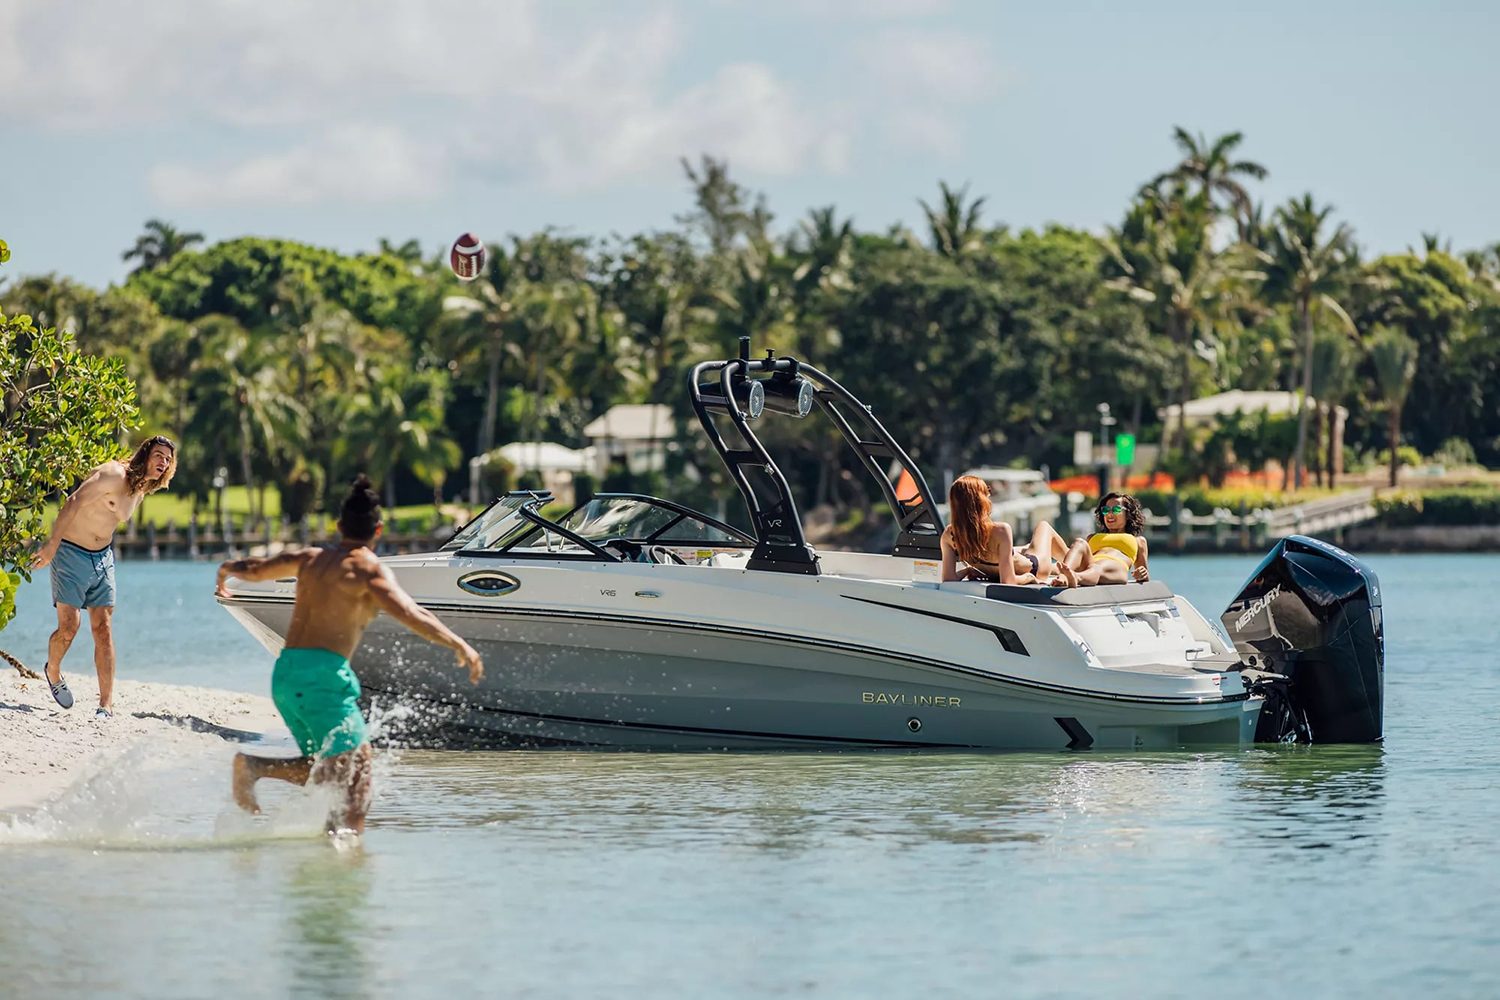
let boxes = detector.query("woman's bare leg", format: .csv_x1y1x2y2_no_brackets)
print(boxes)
1022,522,1071,576
1069,559,1132,587
1052,540,1094,585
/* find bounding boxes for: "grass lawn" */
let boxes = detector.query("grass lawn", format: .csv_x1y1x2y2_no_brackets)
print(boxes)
42,486,462,533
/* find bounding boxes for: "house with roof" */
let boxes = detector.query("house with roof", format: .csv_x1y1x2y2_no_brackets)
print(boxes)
1159,389,1348,474
582,403,675,477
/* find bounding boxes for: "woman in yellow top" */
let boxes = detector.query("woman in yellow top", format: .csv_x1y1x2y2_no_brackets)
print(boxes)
940,475,1072,584
1050,492,1151,588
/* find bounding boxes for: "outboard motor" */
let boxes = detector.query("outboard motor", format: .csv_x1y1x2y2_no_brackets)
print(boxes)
1221,535,1383,744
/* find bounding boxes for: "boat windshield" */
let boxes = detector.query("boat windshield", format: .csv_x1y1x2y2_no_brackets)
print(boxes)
441,495,537,552
554,495,751,545
442,493,752,557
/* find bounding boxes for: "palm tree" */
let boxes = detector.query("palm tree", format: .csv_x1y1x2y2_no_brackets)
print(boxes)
338,367,461,508
509,279,596,456
608,233,704,451
789,206,854,304
1150,128,1268,239
1368,325,1419,488
788,206,856,505
1308,331,1355,486
1102,191,1261,455
186,320,300,520
1260,195,1356,489
122,219,204,274
919,182,986,259
442,243,518,464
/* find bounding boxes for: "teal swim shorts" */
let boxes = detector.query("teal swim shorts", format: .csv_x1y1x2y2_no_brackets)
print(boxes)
271,647,369,758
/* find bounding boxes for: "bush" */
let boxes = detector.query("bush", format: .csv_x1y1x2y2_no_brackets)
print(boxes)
1432,438,1478,468
1365,445,1423,471
1374,487,1500,527
1120,486,1338,518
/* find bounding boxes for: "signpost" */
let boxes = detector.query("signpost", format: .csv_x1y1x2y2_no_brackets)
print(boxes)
1115,433,1135,467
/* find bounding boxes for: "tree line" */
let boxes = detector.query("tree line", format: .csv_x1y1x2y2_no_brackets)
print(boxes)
4,129,1498,526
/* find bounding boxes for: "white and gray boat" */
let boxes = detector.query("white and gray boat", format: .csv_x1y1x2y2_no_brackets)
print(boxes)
220,342,1384,750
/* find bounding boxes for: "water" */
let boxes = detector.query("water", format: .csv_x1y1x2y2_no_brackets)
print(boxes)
2,554,1497,998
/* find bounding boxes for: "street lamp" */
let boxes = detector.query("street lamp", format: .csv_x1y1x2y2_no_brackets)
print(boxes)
1096,403,1116,495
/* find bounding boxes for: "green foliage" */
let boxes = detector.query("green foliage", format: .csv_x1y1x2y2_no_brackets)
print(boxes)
1374,487,1500,526
1433,437,1478,467
1129,485,1340,517
1,255,141,628
6,128,1500,541
0,570,19,630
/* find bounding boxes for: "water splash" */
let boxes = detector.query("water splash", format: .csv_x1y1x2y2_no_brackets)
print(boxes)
0,729,340,849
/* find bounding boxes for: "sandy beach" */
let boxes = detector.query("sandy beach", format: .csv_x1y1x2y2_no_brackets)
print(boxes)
1,665,280,812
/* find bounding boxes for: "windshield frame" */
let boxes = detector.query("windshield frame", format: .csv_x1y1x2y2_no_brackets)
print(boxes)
442,491,754,560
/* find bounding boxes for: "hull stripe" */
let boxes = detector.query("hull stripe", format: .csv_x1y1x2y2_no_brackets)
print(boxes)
220,597,1249,708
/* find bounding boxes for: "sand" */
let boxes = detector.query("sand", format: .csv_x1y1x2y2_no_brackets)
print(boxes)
1,666,281,812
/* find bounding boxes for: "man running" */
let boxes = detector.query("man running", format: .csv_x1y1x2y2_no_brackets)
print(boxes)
215,475,483,835
32,435,177,717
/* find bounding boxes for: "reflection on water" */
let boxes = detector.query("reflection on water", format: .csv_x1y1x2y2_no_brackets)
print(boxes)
1229,745,1387,850
284,850,374,1000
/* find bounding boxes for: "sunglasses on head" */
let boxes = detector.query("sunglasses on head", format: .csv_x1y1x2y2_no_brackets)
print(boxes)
1101,505,1125,514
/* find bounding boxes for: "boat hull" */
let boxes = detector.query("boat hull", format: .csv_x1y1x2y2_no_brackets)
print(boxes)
223,598,1259,751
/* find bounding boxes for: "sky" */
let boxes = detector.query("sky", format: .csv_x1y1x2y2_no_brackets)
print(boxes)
2,0,1497,289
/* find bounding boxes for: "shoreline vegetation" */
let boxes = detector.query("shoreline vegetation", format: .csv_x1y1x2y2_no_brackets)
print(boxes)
0,134,1496,545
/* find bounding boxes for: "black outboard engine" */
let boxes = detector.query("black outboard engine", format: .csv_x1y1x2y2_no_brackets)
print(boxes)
1221,535,1384,744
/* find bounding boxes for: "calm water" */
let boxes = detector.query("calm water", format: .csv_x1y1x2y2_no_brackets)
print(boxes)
2,554,1497,998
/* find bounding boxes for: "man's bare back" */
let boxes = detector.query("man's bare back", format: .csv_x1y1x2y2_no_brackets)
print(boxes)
281,545,388,660
216,542,483,679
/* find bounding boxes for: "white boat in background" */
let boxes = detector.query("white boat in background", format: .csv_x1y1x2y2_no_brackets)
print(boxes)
220,339,1384,751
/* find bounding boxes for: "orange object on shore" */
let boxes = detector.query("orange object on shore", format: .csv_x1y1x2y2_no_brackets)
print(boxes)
1048,472,1175,495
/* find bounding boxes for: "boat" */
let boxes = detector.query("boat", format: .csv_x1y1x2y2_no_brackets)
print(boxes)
218,340,1384,750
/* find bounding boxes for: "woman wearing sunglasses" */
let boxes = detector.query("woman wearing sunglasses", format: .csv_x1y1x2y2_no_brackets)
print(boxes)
1050,492,1151,587
940,475,1072,584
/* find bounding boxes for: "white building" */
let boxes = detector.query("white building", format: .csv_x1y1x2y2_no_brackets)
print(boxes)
582,404,675,476
1159,390,1348,473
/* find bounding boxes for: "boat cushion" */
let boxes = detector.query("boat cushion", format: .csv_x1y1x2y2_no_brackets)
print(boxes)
939,579,1175,606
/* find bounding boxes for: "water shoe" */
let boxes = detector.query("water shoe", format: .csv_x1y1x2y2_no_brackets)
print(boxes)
44,665,74,710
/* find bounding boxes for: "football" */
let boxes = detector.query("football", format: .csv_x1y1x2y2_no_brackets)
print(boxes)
449,233,486,281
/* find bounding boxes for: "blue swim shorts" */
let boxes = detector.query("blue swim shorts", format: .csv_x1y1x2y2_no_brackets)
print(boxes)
51,540,116,609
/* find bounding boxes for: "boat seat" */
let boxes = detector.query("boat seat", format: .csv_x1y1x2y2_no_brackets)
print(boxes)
939,580,1175,606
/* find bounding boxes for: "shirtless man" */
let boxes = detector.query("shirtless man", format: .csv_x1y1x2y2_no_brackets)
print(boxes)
215,475,483,835
32,435,177,716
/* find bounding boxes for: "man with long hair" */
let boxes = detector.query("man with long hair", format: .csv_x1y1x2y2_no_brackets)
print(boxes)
32,435,177,717
216,475,483,836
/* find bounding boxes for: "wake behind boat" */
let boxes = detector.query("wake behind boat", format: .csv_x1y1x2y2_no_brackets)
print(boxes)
219,341,1383,751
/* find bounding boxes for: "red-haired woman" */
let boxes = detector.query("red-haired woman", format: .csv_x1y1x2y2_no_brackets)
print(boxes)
1050,492,1151,587
940,475,1070,584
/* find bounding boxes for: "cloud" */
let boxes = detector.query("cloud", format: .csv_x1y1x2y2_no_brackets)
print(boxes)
742,0,951,18
854,29,998,102
149,124,448,207
3,0,852,205
846,29,1000,158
